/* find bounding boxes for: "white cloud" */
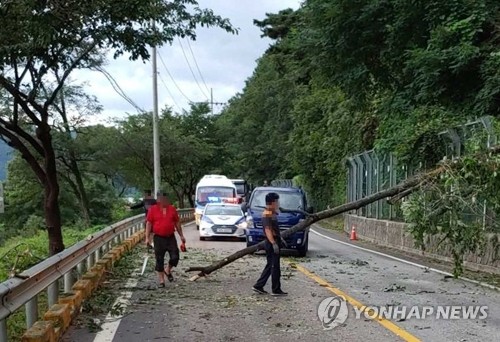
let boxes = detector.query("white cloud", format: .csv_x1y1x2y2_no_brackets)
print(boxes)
72,0,301,125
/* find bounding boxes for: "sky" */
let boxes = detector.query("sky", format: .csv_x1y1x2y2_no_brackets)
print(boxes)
72,0,302,125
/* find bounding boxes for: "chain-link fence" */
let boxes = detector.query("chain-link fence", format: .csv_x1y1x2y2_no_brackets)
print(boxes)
346,116,498,222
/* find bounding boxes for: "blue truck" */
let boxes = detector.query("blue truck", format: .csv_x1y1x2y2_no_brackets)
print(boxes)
242,185,313,257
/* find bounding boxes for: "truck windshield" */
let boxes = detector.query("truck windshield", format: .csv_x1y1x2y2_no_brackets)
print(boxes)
234,183,246,195
250,190,304,210
196,187,235,205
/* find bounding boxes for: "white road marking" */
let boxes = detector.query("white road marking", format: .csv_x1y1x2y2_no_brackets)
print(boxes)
92,276,138,342
310,227,500,292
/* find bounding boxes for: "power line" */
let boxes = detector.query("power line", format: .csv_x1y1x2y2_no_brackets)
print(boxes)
94,66,146,113
157,51,193,103
177,37,208,99
158,72,181,112
185,38,211,95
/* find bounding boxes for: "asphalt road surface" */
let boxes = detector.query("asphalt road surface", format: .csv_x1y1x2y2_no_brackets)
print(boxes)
63,222,500,342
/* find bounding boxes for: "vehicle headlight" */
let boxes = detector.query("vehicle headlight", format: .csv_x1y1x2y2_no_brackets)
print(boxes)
235,217,248,229
246,215,254,227
201,216,214,224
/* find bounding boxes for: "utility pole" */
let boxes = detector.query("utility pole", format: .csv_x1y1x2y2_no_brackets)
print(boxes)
210,88,214,115
194,88,225,115
152,22,161,197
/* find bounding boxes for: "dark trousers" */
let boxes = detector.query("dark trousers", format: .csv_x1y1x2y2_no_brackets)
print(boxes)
153,234,179,272
254,241,281,292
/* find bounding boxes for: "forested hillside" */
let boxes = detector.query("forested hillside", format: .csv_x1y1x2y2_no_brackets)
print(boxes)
215,0,500,210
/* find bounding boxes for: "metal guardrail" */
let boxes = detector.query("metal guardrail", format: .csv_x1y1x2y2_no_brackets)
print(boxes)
0,208,194,341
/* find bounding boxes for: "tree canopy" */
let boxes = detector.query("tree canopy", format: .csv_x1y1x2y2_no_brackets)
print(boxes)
0,0,235,254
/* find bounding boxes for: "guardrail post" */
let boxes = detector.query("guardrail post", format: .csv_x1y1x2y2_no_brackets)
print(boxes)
64,270,75,293
48,281,59,307
87,253,95,269
77,261,85,277
0,318,7,342
26,296,38,328
95,247,101,262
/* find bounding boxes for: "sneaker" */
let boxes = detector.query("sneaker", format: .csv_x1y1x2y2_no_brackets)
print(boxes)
271,290,288,296
252,286,268,294
157,283,165,288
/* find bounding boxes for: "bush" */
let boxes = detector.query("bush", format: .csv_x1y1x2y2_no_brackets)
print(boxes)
22,215,44,238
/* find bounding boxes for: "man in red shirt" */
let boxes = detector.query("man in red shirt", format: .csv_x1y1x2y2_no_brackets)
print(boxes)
145,191,186,287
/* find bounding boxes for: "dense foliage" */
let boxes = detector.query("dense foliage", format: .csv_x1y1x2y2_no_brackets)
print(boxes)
0,0,235,254
215,0,499,210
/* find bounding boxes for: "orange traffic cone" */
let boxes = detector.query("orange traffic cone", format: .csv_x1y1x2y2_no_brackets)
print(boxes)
350,226,357,241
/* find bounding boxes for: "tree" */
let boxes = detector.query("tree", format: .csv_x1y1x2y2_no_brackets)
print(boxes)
0,1,235,255
52,83,103,226
162,103,219,207
103,105,219,207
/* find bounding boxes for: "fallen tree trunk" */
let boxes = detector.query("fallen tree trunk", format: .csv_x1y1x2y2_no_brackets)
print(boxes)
185,166,448,280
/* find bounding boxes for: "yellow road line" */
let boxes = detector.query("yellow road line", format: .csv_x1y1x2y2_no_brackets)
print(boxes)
292,263,421,342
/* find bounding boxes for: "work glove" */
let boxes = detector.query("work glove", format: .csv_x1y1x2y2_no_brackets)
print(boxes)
272,242,279,255
180,242,187,252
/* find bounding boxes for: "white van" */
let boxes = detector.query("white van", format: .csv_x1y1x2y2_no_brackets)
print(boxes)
194,175,237,230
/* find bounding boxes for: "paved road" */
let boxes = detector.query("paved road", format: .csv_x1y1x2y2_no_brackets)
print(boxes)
306,225,500,341
63,222,500,342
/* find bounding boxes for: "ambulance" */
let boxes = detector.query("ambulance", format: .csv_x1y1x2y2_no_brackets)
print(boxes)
194,175,237,230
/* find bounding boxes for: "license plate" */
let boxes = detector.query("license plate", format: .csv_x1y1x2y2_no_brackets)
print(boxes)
218,228,232,233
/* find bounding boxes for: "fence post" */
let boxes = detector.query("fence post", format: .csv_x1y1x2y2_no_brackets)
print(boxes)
25,296,38,328
388,154,394,219
375,154,380,219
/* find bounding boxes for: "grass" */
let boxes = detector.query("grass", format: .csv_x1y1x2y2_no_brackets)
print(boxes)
0,226,102,282
1,224,118,341
316,216,345,233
